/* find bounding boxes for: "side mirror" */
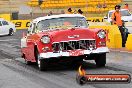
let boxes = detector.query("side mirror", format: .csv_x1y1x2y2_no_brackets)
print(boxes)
104,16,108,19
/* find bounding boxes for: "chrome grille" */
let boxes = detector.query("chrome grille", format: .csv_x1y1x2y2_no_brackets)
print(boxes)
52,40,96,51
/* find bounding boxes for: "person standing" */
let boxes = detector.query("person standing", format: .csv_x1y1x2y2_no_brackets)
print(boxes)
38,0,43,5
67,8,73,14
102,1,107,9
47,11,53,16
124,3,130,11
77,9,83,15
111,5,125,47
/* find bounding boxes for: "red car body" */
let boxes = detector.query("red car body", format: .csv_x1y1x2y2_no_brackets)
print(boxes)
21,14,109,70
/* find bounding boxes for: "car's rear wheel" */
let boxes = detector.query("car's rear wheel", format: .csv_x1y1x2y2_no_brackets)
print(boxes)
36,49,47,71
95,53,106,67
8,28,14,36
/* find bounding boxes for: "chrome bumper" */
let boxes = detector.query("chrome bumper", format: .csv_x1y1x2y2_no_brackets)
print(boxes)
39,47,109,59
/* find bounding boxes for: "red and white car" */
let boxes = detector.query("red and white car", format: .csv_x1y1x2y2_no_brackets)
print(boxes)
21,14,109,70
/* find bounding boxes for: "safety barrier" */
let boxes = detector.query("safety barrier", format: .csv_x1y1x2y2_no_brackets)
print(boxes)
87,17,104,22
126,34,132,51
11,20,30,29
88,22,111,26
89,25,122,49
0,14,11,21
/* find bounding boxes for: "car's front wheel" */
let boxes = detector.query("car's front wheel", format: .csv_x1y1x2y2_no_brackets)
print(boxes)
8,28,14,36
36,50,47,71
95,53,106,67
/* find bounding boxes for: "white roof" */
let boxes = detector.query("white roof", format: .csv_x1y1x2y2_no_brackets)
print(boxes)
33,14,86,23
109,9,129,13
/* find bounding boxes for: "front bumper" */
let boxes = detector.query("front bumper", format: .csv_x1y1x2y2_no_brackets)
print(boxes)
39,47,109,59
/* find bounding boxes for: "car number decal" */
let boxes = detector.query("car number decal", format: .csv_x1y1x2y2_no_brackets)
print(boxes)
69,50,84,56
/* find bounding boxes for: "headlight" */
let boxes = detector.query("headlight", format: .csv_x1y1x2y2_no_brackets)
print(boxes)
97,30,106,39
41,36,50,44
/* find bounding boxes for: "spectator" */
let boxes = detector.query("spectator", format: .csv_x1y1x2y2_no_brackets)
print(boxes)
73,9,77,14
38,0,43,5
47,11,53,16
124,3,130,11
67,8,73,14
77,9,83,14
97,2,102,8
102,1,107,8
111,5,125,47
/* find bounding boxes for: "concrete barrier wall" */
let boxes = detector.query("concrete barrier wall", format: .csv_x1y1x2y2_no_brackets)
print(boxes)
86,17,104,22
126,34,132,50
0,14,11,21
11,20,30,29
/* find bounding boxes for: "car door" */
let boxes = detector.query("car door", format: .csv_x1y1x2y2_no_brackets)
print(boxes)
0,21,4,35
1,21,10,35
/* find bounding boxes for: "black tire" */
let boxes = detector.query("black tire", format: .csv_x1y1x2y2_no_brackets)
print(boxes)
70,57,83,67
8,28,14,36
95,53,106,67
36,49,47,71
25,59,32,65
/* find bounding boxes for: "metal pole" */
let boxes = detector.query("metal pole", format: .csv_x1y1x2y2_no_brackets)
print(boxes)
9,0,12,20
31,6,33,20
86,0,88,17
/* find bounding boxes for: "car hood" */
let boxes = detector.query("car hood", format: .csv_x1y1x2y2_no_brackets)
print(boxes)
121,16,132,21
40,28,97,43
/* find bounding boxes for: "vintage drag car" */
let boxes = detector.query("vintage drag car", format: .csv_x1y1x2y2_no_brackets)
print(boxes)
0,18,16,36
21,14,109,70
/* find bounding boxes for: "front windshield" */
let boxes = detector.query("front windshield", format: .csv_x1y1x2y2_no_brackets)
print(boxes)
109,10,131,17
37,17,88,31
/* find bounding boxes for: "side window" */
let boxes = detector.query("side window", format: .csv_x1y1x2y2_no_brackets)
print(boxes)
2,21,9,25
0,21,2,26
37,21,50,31
28,23,33,34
